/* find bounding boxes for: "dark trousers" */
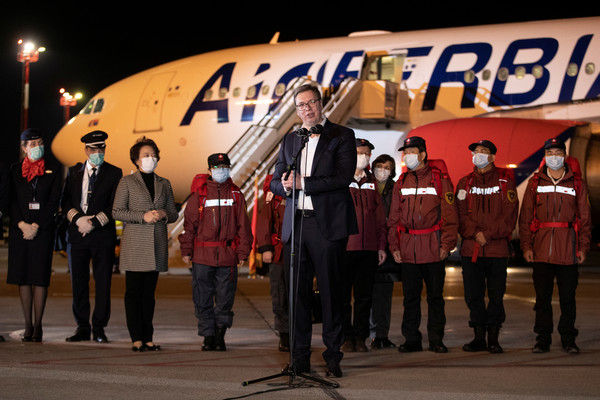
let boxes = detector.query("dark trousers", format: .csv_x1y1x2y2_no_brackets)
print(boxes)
288,214,347,369
68,242,114,333
533,262,579,343
342,250,377,340
191,264,238,336
268,261,289,333
401,261,446,345
461,256,508,328
370,272,396,338
124,271,159,343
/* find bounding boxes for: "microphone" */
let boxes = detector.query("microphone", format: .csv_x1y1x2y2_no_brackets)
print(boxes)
310,124,323,135
295,127,309,138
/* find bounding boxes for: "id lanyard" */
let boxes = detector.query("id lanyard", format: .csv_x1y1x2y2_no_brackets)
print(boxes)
29,177,40,210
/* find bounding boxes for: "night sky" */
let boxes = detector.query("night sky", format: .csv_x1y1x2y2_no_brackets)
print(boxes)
0,4,594,167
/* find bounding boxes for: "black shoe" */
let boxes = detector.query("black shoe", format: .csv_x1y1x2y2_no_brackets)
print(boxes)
532,342,550,353
354,338,368,352
66,328,91,342
325,365,343,378
371,337,382,349
202,335,216,351
562,341,579,354
144,343,162,351
380,337,396,349
463,326,487,352
132,344,145,352
214,327,227,351
341,338,355,352
429,342,448,353
398,342,423,353
93,329,109,343
278,332,290,352
0,335,5,342
32,326,43,343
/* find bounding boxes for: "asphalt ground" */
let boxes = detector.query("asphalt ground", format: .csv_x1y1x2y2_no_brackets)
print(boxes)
1,245,600,399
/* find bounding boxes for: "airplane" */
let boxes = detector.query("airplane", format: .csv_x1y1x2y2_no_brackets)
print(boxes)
50,17,600,228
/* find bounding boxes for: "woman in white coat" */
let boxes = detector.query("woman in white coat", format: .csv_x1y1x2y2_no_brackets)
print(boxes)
112,137,178,352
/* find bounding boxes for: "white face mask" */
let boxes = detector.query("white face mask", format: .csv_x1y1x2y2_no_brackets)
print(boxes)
403,153,420,170
356,154,370,171
212,168,230,184
140,156,158,173
472,153,491,169
545,155,564,171
373,167,391,182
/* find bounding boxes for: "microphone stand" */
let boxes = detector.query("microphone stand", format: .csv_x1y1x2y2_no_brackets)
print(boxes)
241,132,339,390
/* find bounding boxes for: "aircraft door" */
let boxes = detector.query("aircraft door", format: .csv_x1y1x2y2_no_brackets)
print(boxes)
134,72,175,133
362,52,406,83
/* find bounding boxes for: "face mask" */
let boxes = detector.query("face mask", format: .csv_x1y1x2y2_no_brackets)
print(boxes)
28,145,44,161
403,153,420,170
373,167,391,182
472,153,490,169
89,152,105,166
356,154,370,171
140,156,158,173
545,155,564,171
212,168,230,184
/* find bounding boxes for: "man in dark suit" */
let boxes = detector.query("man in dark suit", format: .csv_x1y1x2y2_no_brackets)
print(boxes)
271,84,358,378
62,131,123,343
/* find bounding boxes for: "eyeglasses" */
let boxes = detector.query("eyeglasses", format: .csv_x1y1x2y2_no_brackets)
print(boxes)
295,98,321,110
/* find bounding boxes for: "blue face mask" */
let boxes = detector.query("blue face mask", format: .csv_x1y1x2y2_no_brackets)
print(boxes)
212,168,230,184
89,152,105,166
28,145,44,161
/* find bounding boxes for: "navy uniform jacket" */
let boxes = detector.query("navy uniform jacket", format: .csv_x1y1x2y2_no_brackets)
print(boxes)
271,119,358,243
61,161,123,246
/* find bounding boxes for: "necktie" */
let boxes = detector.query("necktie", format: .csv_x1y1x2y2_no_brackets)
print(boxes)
87,167,97,205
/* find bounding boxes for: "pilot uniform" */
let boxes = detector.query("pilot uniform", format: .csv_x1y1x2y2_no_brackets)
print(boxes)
62,131,122,343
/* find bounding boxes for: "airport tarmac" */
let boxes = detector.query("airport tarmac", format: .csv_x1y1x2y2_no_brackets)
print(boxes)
1,244,600,400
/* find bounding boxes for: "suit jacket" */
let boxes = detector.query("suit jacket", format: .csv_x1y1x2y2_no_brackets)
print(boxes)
61,161,123,245
112,171,178,272
271,119,358,243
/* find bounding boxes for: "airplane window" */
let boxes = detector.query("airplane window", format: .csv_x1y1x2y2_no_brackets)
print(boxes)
567,63,579,77
515,66,526,80
233,87,241,97
81,100,94,114
219,88,228,99
464,70,475,84
482,70,491,81
585,63,595,75
532,65,543,79
497,67,509,81
261,85,270,96
275,83,286,97
93,98,104,113
204,89,213,100
247,86,256,98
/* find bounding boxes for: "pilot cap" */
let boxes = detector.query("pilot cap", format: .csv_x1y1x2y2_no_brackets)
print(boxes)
208,153,231,168
81,130,108,148
398,136,426,151
468,139,497,154
20,128,43,141
356,138,374,150
544,137,566,152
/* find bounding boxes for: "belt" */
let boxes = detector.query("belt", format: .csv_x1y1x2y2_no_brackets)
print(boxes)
296,209,315,218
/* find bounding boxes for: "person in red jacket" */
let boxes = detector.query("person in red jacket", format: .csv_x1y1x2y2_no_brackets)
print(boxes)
456,140,518,354
255,175,289,352
519,138,592,354
179,153,253,351
387,136,458,353
341,139,387,353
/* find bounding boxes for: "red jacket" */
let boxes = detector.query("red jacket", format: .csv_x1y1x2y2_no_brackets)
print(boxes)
347,173,387,252
387,163,459,264
456,165,519,259
255,193,284,263
179,177,253,267
519,164,592,265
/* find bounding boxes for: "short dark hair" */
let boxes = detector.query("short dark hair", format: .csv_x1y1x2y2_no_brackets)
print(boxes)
372,154,397,179
130,136,160,168
293,84,321,104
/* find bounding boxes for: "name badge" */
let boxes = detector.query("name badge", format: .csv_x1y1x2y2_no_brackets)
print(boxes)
29,202,40,210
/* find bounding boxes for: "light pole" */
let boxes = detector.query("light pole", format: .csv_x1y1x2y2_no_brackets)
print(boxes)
17,39,45,131
59,88,83,124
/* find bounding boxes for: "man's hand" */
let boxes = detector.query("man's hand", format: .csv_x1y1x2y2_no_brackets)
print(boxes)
182,255,191,264
475,231,487,246
392,250,402,264
378,249,387,265
439,248,448,260
523,249,534,263
577,251,586,264
281,174,302,191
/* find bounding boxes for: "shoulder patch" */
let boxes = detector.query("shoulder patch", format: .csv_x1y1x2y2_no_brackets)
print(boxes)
507,190,517,203
444,192,455,205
